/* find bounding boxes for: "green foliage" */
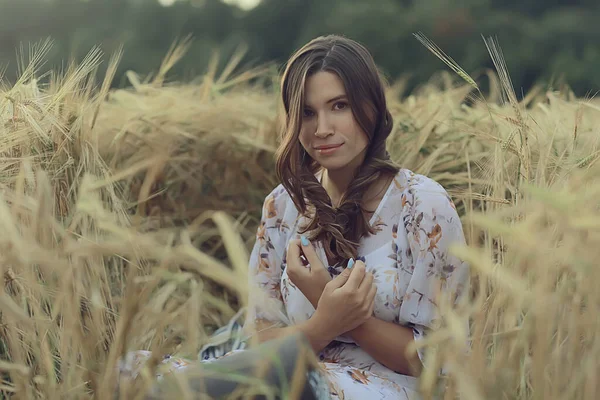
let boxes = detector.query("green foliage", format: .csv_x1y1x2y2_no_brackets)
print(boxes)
0,0,598,96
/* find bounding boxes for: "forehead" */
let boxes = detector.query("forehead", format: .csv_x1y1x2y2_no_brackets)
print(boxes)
304,71,346,106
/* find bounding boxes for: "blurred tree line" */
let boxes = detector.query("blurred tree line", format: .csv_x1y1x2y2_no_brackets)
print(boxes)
0,0,599,96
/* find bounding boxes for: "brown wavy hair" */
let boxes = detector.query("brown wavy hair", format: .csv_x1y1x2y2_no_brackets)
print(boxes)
275,34,399,267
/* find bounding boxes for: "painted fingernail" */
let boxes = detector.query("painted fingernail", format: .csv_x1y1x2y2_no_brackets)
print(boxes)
347,258,355,269
301,235,310,246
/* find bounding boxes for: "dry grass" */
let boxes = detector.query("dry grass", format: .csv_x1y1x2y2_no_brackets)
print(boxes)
0,36,598,399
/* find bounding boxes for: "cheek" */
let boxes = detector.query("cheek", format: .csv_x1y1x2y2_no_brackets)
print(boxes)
357,131,369,149
300,120,315,137
299,123,316,146
298,129,310,149
347,121,369,149
298,135,314,157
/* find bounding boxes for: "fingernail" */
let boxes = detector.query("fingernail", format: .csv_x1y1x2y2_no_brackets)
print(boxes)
347,258,355,269
301,235,310,247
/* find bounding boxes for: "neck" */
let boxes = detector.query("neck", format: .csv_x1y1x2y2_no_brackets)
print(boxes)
321,168,356,207
320,149,367,207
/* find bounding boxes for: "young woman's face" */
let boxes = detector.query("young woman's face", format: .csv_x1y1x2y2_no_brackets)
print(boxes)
299,71,369,173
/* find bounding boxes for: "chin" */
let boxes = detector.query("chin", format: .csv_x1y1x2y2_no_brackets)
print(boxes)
315,152,364,173
316,158,353,171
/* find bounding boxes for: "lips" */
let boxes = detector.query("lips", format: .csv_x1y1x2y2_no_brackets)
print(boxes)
314,143,344,156
314,144,343,150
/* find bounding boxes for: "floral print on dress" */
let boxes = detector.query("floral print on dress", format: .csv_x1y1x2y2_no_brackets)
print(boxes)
118,169,468,400
244,168,469,399
117,351,194,381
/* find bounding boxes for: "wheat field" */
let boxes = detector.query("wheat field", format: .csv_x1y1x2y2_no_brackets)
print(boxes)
0,36,598,399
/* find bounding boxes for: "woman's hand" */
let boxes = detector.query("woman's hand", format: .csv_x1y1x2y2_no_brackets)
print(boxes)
312,260,377,340
286,236,331,308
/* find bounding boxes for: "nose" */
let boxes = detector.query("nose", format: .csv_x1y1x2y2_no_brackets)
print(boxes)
314,113,333,138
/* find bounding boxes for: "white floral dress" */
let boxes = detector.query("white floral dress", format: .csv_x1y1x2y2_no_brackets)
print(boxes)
246,168,470,399
118,169,469,400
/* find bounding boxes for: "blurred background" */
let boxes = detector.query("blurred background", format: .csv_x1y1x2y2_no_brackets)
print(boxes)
0,2,599,399
1,0,599,97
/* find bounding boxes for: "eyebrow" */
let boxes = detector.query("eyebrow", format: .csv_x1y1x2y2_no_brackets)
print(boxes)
325,94,347,104
304,94,348,108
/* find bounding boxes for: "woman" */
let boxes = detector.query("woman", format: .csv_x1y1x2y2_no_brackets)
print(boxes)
120,34,469,400
242,34,469,399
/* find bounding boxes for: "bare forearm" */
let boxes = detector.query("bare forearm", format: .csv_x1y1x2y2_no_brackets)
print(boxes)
254,318,334,354
302,291,415,366
349,317,422,376
255,325,297,344
298,282,419,369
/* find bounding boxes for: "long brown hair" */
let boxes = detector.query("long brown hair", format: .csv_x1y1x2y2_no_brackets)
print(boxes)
275,34,399,267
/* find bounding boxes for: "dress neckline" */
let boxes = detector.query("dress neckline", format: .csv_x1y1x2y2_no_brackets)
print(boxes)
314,169,395,227
311,170,398,267
367,174,395,226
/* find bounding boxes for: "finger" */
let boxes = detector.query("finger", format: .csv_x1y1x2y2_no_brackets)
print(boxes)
358,271,374,293
357,272,374,305
328,261,353,290
299,235,325,269
366,284,377,313
367,285,377,316
344,260,366,291
368,283,377,303
286,239,303,268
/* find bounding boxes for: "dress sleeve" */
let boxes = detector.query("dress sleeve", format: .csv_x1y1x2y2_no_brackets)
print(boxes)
397,177,470,363
245,186,291,330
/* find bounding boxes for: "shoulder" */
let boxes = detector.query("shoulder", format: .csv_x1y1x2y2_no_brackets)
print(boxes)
259,184,298,241
261,184,294,219
390,169,463,240
399,169,456,211
391,169,458,215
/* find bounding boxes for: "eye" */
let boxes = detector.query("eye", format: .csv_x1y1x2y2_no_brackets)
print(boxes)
303,109,314,118
333,101,348,111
